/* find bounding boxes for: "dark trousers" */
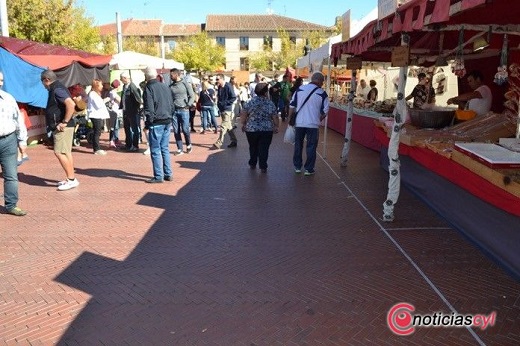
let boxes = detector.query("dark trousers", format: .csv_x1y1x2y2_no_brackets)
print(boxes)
189,107,196,131
123,112,140,149
91,118,104,152
246,131,273,169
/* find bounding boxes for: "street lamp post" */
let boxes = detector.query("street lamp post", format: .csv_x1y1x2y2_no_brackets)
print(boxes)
0,0,9,37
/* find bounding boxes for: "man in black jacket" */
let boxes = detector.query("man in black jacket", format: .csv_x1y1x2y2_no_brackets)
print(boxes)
212,74,237,149
142,67,174,183
120,71,143,151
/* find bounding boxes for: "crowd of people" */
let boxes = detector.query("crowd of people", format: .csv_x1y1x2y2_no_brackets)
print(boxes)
1,68,332,217
2,65,496,217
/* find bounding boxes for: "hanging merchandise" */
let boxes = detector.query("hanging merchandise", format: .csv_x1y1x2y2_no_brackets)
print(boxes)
452,27,466,78
494,34,509,86
435,68,447,95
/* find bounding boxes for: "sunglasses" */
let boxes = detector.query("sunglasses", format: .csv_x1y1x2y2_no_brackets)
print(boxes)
215,78,220,81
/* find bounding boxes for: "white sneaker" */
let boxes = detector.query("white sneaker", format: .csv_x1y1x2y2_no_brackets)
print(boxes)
143,148,150,155
58,179,79,191
175,149,184,156
94,150,107,155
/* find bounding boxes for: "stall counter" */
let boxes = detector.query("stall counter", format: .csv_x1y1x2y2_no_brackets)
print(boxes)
328,104,388,152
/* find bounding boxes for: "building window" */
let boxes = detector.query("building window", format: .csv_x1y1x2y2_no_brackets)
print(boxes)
290,36,296,44
240,57,249,71
167,40,176,51
263,35,273,49
216,37,226,47
239,36,249,51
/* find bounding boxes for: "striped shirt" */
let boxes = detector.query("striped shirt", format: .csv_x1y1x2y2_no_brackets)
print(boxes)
0,89,28,146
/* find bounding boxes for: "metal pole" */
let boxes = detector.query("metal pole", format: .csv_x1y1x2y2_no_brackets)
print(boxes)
116,12,123,53
323,56,331,159
0,0,9,37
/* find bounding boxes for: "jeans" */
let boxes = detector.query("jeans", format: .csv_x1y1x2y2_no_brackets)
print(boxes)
148,124,173,180
246,131,273,169
293,127,319,172
279,99,288,120
201,106,218,130
0,132,19,210
171,109,191,151
91,118,104,152
123,111,140,148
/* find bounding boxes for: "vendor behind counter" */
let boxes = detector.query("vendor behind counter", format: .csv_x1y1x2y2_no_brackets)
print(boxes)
447,70,492,117
406,73,436,109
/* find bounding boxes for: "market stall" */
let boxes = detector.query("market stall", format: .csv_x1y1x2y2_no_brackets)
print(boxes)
330,0,520,278
109,51,184,87
0,36,112,140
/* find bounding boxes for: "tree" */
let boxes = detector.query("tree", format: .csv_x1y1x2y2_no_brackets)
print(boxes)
250,29,330,71
169,32,225,73
273,28,305,71
7,0,102,53
123,36,159,56
99,34,117,55
248,44,275,72
304,30,329,50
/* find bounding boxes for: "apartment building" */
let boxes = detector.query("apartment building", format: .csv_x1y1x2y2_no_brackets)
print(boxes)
98,14,333,72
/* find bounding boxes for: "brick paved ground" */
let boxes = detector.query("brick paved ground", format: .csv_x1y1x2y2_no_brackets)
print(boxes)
1,121,519,345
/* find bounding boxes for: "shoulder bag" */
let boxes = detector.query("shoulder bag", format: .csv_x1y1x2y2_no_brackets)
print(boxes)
288,86,319,126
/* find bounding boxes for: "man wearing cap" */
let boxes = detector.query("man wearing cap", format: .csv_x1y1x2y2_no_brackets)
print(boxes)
0,71,28,215
120,71,143,151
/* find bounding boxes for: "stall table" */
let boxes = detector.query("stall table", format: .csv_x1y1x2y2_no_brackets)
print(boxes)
328,105,389,152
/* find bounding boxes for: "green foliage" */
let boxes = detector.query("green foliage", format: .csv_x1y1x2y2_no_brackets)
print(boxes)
250,28,329,71
99,34,117,55
7,0,102,53
304,30,329,49
249,43,275,71
123,36,159,56
274,28,305,70
168,32,225,73
333,17,342,36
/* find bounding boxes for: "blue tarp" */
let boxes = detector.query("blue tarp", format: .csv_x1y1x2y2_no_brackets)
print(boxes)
0,47,48,108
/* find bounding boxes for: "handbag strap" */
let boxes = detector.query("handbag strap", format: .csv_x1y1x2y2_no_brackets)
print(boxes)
296,86,320,113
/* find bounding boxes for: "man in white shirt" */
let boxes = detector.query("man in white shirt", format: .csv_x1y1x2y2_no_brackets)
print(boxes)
249,73,263,98
447,70,492,116
356,79,371,100
0,71,28,216
288,72,329,176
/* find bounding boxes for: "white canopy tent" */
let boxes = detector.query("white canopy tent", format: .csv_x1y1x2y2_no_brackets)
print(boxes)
296,34,342,73
109,51,184,70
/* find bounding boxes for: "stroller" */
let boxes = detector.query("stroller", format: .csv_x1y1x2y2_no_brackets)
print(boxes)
73,114,94,147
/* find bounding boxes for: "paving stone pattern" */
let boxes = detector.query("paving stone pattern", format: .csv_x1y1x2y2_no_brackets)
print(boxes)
1,122,519,345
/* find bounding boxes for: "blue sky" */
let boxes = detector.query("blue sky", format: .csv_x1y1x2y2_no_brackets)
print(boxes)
80,0,379,27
